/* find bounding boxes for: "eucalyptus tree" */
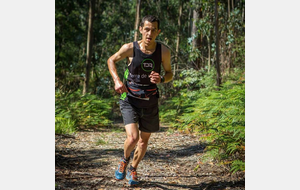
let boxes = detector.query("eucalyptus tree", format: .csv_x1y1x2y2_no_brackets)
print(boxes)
175,0,183,76
134,0,141,41
83,0,95,95
214,0,221,87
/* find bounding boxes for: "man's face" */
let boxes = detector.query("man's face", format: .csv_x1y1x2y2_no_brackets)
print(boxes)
139,21,161,45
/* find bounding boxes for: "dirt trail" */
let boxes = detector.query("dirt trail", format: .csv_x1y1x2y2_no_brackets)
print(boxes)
55,124,245,190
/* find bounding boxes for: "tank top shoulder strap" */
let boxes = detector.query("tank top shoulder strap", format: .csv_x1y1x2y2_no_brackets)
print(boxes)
156,42,161,57
133,41,137,57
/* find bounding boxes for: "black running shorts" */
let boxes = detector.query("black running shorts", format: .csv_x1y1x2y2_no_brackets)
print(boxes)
119,96,159,133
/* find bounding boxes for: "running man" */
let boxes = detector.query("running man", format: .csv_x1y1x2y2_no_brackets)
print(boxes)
107,15,173,186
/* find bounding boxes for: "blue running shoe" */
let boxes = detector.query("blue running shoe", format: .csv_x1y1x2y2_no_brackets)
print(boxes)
126,169,139,186
115,157,129,180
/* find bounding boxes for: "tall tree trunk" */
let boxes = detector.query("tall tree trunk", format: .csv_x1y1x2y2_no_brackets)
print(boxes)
188,6,192,37
227,0,232,74
242,3,245,23
198,6,203,69
207,36,211,72
228,0,230,18
214,0,221,87
83,0,95,95
191,9,201,69
175,0,182,76
134,0,141,41
208,13,214,73
192,9,199,49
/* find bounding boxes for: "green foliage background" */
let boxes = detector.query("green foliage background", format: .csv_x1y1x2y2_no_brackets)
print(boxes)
160,69,245,173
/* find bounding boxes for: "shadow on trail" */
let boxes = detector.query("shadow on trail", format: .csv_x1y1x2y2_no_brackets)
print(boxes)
56,148,122,189
55,148,122,170
56,143,204,169
144,144,206,161
56,142,205,170
140,179,245,190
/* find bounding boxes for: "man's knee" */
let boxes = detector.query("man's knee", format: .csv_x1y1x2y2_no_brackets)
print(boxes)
125,123,139,145
127,135,139,145
138,139,149,149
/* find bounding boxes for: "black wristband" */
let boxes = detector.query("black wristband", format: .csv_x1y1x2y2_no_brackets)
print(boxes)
160,75,165,83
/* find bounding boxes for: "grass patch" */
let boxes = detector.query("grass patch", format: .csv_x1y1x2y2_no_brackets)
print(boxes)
55,117,77,135
95,138,107,145
111,127,124,133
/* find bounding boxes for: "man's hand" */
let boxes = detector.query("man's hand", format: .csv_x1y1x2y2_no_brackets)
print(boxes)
114,79,128,94
149,71,161,84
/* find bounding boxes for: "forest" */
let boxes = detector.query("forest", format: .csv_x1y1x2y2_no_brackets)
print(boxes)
55,0,245,175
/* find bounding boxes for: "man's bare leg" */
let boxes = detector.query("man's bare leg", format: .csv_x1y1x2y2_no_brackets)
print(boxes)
115,123,139,180
124,123,139,159
131,131,152,169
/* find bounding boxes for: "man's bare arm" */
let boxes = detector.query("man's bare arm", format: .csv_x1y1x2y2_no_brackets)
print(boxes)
161,45,173,83
107,43,133,93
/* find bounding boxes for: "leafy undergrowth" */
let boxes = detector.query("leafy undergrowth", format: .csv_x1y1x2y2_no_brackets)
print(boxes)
160,69,245,173
55,90,114,135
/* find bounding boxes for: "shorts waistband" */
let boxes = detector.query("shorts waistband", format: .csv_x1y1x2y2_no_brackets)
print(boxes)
128,81,152,87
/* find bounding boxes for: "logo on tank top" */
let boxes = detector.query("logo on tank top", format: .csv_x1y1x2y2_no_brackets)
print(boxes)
141,59,155,72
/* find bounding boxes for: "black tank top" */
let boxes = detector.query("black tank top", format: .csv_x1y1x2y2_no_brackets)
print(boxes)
124,41,162,108
127,41,162,84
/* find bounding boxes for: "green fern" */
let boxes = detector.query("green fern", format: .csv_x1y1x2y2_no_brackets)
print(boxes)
55,117,76,134
55,90,113,128
164,70,245,173
230,160,245,174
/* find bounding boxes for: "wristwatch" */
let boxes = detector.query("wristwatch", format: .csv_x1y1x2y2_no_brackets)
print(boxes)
160,75,165,83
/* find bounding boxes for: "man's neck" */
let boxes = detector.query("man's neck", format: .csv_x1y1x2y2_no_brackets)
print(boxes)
139,40,156,51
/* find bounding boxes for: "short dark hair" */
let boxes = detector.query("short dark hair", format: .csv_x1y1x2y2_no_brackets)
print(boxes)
140,15,160,29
